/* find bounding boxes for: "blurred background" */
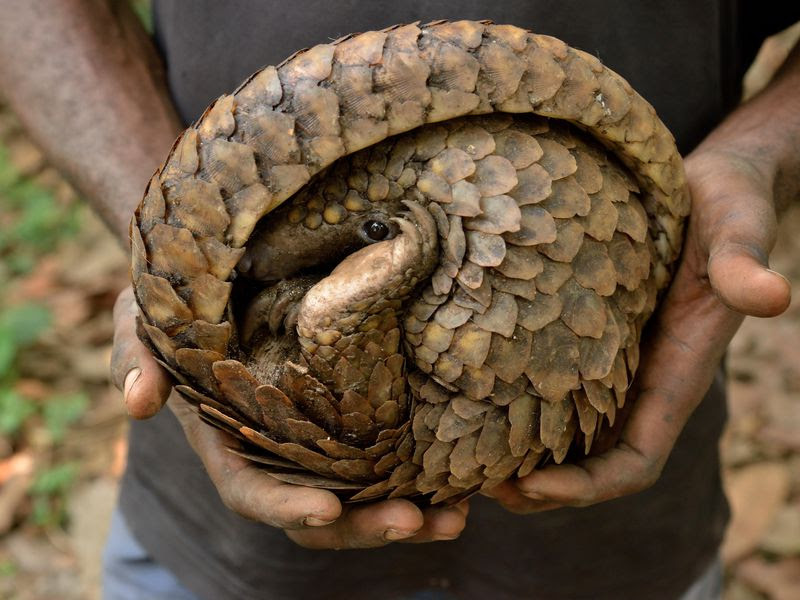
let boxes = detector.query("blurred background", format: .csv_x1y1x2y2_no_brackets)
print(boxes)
0,7,797,600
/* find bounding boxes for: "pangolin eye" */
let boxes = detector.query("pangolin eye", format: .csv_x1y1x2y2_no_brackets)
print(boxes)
363,220,390,241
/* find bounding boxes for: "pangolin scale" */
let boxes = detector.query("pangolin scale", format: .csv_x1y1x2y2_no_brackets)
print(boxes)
131,20,689,504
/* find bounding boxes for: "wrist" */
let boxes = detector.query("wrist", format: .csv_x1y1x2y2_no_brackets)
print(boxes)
692,45,800,210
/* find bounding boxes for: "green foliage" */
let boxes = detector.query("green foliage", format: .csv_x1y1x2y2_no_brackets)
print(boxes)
0,304,51,380
0,560,17,578
30,463,78,527
0,389,35,435
0,144,17,188
0,303,53,439
43,393,89,442
130,0,153,33
0,135,83,444
0,303,53,437
0,144,80,278
0,304,51,347
30,463,78,496
0,127,89,532
0,337,15,384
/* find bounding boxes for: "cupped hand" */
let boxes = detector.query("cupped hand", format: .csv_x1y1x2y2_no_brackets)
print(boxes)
488,144,791,514
110,286,468,548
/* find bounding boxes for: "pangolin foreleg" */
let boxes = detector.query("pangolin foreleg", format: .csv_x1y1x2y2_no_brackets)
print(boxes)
269,201,439,481
296,200,439,344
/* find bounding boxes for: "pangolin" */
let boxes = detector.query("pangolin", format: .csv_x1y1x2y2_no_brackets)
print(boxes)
131,20,689,504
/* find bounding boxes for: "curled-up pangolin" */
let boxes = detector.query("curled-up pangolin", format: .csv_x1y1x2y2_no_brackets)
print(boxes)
131,20,690,504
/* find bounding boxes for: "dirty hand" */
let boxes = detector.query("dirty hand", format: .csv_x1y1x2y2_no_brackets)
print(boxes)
110,286,468,548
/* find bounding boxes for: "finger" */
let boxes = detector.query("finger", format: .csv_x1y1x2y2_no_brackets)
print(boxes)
687,154,791,317
482,481,563,514
517,444,658,506
400,501,470,543
286,499,425,550
707,242,791,317
168,393,343,529
111,287,172,418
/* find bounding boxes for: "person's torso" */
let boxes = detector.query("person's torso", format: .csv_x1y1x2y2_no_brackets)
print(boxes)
153,0,757,152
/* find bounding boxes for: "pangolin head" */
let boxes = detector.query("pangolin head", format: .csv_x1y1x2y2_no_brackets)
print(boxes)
236,177,405,284
235,128,444,349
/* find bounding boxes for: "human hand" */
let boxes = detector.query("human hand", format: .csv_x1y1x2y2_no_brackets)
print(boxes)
111,286,468,548
486,143,792,514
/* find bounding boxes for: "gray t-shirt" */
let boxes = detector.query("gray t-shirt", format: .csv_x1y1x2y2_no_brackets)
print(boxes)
118,2,796,599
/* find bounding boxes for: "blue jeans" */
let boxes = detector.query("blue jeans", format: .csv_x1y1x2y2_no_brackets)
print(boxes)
102,508,721,600
102,509,456,600
102,509,199,600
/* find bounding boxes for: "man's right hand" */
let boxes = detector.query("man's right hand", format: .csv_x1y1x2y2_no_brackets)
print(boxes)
110,286,468,549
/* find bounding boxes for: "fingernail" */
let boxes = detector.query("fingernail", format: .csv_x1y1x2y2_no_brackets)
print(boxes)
383,528,415,541
765,268,790,283
303,516,335,527
431,531,461,542
521,490,547,501
522,492,547,500
123,368,141,401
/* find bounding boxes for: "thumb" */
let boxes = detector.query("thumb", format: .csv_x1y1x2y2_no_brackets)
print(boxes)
707,242,791,317
687,151,792,318
111,286,172,418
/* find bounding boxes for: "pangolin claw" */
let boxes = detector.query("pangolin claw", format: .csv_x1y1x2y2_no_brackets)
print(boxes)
241,276,319,345
392,199,439,275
